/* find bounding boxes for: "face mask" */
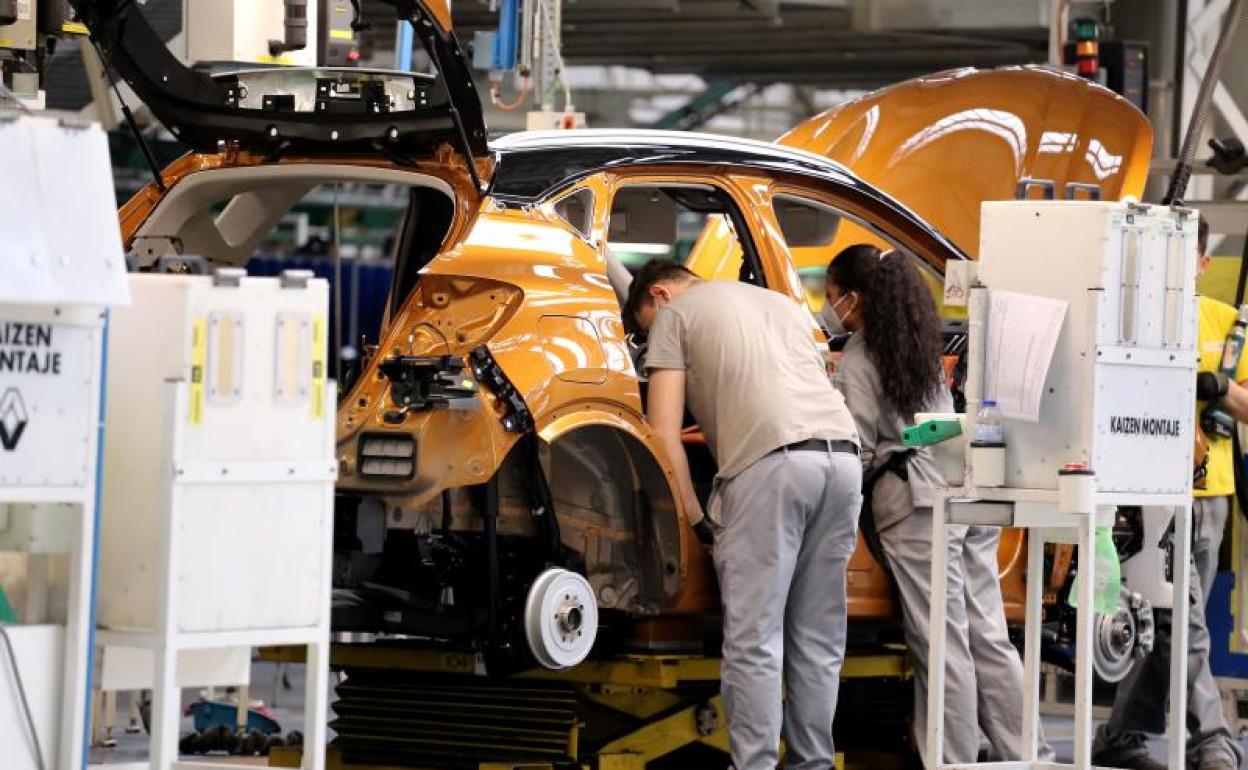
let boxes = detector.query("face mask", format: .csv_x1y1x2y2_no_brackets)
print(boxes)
821,294,851,335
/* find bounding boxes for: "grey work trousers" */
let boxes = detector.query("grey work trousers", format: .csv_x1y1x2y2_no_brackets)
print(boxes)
1093,496,1240,768
881,510,1052,766
712,446,863,770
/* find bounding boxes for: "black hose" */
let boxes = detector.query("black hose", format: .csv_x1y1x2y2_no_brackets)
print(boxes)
440,488,452,537
483,476,500,638
1164,0,1247,204
527,433,562,564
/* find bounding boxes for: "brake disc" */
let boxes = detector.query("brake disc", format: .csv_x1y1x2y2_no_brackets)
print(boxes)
1092,591,1153,683
523,568,599,670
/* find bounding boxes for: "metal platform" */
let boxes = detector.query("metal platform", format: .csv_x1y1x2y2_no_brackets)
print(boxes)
262,645,913,770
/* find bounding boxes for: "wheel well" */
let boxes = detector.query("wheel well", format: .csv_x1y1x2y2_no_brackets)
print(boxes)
545,424,683,612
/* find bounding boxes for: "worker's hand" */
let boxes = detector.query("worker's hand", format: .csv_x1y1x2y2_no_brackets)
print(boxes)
692,517,715,547
1197,371,1230,401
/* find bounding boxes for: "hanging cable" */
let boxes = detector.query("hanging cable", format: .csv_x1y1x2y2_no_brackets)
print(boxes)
89,40,166,193
332,183,344,382
535,0,573,113
490,80,530,111
0,625,48,770
1164,0,1246,205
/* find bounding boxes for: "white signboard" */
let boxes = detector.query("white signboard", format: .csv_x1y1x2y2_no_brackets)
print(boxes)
1092,362,1194,495
0,319,97,487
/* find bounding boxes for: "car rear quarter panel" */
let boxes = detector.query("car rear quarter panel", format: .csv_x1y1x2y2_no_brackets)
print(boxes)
336,203,706,611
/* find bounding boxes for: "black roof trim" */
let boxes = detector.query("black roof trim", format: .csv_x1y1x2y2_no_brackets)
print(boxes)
487,130,969,264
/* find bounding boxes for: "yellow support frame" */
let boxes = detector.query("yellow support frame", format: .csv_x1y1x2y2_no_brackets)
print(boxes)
261,645,909,684
261,646,908,770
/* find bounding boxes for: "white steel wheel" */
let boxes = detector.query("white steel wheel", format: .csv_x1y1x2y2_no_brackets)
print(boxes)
523,568,598,670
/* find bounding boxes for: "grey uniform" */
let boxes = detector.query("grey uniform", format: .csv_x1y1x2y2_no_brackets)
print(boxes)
834,334,1049,764
1093,495,1240,768
646,281,862,770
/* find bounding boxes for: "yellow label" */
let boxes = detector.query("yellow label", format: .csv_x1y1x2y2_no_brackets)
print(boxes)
311,315,327,419
329,29,354,41
61,22,89,35
189,318,207,425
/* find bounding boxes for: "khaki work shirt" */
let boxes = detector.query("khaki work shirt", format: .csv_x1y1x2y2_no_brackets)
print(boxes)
644,281,859,480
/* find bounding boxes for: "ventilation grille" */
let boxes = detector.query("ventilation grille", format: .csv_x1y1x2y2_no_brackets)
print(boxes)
358,433,416,478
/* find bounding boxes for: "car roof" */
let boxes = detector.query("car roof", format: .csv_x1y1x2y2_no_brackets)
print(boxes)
488,128,969,264
488,128,859,202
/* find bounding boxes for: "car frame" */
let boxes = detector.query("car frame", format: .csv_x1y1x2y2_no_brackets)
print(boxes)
76,0,1150,672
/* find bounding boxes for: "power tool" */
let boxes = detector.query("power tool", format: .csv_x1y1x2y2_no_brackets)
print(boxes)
1202,304,1248,442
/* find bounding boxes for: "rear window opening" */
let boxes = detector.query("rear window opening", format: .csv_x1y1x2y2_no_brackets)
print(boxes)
128,165,456,381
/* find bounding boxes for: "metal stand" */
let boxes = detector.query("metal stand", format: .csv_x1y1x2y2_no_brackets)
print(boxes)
0,113,129,770
88,273,337,770
90,379,334,770
926,486,1191,770
0,303,108,770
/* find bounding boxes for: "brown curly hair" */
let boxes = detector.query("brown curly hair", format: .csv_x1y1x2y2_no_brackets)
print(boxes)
828,246,944,416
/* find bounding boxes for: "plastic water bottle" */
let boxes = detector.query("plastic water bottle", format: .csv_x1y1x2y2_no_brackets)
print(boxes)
973,400,1005,445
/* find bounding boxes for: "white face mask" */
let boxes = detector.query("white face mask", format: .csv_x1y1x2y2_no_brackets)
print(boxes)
820,293,851,336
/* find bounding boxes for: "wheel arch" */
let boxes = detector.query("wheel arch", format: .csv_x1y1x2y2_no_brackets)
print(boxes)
536,407,710,613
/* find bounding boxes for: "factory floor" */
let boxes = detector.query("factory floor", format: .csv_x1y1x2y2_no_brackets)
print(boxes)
88,661,315,767
87,660,1248,768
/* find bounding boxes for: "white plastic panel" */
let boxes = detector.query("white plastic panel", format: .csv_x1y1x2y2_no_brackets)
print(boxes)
0,315,99,488
175,483,327,633
0,503,77,553
99,274,334,633
98,645,251,691
1091,363,1194,495
0,116,129,306
186,0,320,66
978,201,1199,493
183,280,331,465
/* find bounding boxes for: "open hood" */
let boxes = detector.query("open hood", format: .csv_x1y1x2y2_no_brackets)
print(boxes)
69,0,487,162
780,65,1153,259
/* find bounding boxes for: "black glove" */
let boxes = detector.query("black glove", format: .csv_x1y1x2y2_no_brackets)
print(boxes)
692,518,715,547
1197,371,1230,401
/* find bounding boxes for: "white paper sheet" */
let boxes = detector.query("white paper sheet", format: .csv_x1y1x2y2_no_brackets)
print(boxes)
985,289,1068,422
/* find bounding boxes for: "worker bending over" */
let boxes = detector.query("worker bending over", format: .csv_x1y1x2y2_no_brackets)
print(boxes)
1093,215,1245,770
827,245,1047,764
625,260,862,770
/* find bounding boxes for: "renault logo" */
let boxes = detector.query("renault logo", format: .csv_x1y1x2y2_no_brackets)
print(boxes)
0,388,29,452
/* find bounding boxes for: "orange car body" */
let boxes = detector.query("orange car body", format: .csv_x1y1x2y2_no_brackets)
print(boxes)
92,0,1150,653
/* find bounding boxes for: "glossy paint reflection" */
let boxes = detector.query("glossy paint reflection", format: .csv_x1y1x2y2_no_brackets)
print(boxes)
779,65,1152,262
